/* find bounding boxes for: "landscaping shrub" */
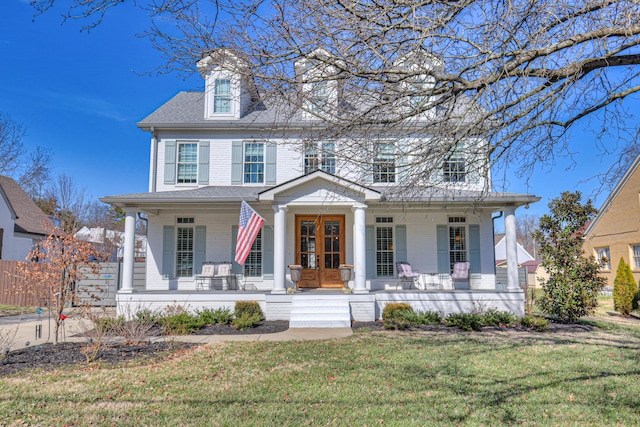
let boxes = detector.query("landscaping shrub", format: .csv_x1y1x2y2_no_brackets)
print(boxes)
614,258,637,316
196,307,233,325
480,309,516,327
232,313,263,330
382,303,415,330
134,308,162,325
444,312,483,331
412,310,443,325
159,312,205,335
519,314,549,332
93,315,125,334
235,301,265,321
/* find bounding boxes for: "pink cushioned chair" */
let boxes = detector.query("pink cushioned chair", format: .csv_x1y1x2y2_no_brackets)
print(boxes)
451,262,470,290
395,262,421,290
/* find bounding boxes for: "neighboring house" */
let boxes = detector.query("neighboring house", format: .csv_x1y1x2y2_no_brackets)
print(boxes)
74,226,147,261
0,175,51,261
102,49,539,322
494,234,548,288
584,155,640,287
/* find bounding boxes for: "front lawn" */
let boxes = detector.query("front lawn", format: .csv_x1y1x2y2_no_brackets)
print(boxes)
1,327,639,425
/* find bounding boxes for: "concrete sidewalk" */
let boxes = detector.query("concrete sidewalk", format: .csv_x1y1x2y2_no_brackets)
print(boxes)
0,311,353,351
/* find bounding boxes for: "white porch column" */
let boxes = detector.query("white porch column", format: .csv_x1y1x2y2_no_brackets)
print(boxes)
272,204,288,294
120,207,137,293
352,203,368,293
504,207,520,291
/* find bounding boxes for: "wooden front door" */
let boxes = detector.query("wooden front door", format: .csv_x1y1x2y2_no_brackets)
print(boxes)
296,215,345,288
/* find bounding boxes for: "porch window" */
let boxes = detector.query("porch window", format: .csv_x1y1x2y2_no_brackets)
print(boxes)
244,230,262,277
449,216,467,272
176,217,195,277
376,217,394,277
244,142,264,183
632,245,640,269
177,143,198,184
595,247,611,271
304,142,336,175
213,79,231,113
373,142,395,183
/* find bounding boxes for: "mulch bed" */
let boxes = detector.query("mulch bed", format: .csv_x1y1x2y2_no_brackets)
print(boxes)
0,320,290,377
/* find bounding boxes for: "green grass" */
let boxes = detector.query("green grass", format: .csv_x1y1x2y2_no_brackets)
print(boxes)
1,328,640,425
0,305,34,317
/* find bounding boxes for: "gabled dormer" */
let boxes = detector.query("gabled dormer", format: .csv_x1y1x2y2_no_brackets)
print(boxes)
197,48,259,120
392,49,444,118
294,48,343,119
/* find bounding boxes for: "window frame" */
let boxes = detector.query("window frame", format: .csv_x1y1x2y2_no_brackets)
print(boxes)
175,217,195,278
244,230,262,277
448,217,467,273
632,244,640,270
443,156,466,183
303,141,336,175
213,79,232,114
375,217,394,277
373,142,396,183
243,141,265,184
595,247,611,271
176,142,198,185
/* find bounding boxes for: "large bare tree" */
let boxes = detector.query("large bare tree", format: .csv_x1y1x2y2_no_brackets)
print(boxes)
0,112,53,196
30,0,640,190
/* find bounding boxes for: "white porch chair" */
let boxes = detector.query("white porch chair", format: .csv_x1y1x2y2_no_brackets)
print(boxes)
451,262,470,290
195,264,215,290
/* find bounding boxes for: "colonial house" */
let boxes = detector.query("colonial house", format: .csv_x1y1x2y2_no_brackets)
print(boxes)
584,155,640,287
0,175,51,261
102,50,539,325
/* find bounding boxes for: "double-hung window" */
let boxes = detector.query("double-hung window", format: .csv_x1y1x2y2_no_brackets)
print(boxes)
244,230,262,277
448,217,467,272
176,217,195,277
213,79,231,113
177,143,198,184
304,142,336,174
373,142,395,183
376,217,394,277
443,156,466,183
310,81,330,113
595,247,611,270
632,245,640,269
244,142,265,184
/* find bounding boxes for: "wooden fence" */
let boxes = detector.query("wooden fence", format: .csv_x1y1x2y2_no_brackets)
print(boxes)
0,260,147,307
0,260,46,307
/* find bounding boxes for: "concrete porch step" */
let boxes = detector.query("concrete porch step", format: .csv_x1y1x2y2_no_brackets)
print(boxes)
289,294,351,328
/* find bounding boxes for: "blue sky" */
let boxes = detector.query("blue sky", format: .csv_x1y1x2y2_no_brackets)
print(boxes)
1,0,637,219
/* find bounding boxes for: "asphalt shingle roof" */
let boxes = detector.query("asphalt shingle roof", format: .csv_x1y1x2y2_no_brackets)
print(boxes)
0,176,51,235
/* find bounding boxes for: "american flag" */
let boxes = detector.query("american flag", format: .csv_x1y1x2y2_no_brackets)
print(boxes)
235,201,265,265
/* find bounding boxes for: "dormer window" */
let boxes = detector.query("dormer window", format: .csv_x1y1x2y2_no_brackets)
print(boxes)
213,79,232,113
310,81,330,113
443,157,466,183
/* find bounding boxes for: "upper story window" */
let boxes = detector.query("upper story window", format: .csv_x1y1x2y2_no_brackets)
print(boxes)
304,142,336,174
310,81,330,113
373,142,395,183
213,79,232,113
444,154,466,183
177,143,198,184
244,142,265,184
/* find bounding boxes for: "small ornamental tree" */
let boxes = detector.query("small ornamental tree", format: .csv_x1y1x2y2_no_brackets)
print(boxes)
613,258,637,316
16,225,105,344
532,191,606,323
